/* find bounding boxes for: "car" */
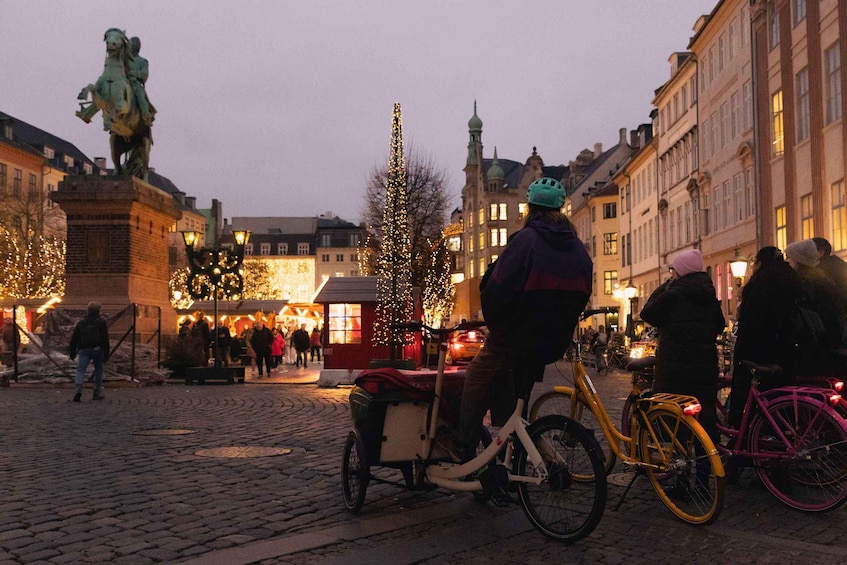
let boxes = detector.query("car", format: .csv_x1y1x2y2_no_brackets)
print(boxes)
446,329,485,365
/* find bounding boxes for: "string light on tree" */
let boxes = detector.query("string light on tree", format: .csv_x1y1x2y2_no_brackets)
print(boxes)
374,102,413,356
422,236,454,327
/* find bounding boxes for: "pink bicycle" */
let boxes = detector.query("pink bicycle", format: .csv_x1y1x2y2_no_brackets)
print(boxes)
716,360,847,512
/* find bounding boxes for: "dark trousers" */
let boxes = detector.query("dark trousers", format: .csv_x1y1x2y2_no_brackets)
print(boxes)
256,350,272,375
310,345,321,362
296,349,308,367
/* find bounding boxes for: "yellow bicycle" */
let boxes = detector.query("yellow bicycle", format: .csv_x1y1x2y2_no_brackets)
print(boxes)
529,344,725,525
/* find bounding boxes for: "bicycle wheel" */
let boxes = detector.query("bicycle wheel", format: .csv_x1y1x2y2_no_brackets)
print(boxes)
529,390,616,475
341,430,369,513
513,415,607,543
750,398,847,512
637,409,724,525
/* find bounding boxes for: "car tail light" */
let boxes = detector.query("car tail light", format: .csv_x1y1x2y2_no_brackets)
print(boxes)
452,343,462,351
467,331,477,340
683,403,702,416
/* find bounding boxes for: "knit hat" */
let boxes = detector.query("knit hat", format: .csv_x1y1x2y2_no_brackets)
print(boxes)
672,249,704,277
784,240,820,267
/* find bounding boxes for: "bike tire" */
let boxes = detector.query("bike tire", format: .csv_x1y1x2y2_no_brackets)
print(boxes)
750,397,847,512
341,430,369,513
513,415,607,543
637,408,724,525
529,390,616,475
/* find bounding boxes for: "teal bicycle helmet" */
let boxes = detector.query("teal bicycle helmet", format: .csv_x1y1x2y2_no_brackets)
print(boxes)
527,177,566,209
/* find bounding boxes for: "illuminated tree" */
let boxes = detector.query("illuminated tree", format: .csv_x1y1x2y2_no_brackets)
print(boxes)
422,236,454,327
373,103,413,353
0,227,65,299
169,258,275,305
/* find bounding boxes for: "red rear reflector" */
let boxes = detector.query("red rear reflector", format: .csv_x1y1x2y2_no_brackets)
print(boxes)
683,403,702,416
829,394,842,406
834,381,844,392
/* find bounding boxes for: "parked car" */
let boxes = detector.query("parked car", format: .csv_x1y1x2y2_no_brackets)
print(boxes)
446,329,485,365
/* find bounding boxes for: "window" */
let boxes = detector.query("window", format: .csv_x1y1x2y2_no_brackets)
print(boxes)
729,20,737,60
350,253,357,262
518,203,528,219
297,242,309,255
245,244,254,256
349,233,360,247
43,146,54,159
468,234,474,253
489,203,497,221
734,173,744,222
603,202,617,219
826,43,842,124
731,91,740,139
690,76,697,105
793,0,806,25
745,167,755,218
277,243,288,255
702,117,711,158
13,169,22,196
328,303,361,344
603,232,618,255
321,254,330,262
800,194,814,239
775,206,787,252
0,164,5,191
478,207,484,225
603,271,618,295
478,232,485,250
832,180,847,251
321,234,331,247
719,33,726,72
720,102,729,147
769,6,780,49
796,68,810,142
260,243,270,255
336,254,344,261
498,228,507,246
743,80,753,130
741,6,750,46
499,203,507,220
772,90,784,156
479,258,485,278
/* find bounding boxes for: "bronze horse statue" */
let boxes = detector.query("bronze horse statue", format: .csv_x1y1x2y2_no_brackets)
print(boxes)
77,28,154,180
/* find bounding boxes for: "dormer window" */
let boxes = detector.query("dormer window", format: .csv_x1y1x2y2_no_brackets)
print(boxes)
83,163,92,175
64,155,74,168
43,146,54,159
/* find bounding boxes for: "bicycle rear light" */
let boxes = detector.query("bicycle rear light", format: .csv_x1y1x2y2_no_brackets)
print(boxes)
683,403,702,416
834,380,844,392
829,393,842,406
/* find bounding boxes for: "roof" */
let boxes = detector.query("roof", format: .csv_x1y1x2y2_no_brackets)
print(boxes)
0,110,99,173
177,299,289,316
232,217,318,235
313,276,378,304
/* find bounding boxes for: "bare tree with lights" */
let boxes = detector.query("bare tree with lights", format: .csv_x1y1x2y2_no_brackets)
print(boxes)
422,236,455,327
373,103,413,357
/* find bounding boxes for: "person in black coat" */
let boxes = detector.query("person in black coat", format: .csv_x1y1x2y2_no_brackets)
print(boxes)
640,249,726,443
250,321,274,377
729,246,804,427
69,301,111,402
291,324,311,368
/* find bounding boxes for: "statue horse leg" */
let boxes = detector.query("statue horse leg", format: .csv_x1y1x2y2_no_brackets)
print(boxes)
110,134,126,175
75,84,100,123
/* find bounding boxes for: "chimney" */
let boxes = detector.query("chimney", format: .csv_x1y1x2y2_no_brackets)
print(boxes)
94,157,107,171
620,128,628,146
185,196,196,209
594,143,602,158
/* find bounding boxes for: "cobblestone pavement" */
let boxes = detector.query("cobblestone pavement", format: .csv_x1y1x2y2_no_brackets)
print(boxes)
0,361,845,564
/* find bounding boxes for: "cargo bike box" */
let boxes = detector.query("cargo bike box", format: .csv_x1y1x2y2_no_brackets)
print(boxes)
349,367,466,465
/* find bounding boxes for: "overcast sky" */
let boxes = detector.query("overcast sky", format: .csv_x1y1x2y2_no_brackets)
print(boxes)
2,1,717,224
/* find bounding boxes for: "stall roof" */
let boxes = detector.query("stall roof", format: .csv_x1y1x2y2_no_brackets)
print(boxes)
313,276,378,304
177,299,288,316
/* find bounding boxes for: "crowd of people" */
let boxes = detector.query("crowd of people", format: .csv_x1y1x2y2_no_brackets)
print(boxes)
177,313,327,378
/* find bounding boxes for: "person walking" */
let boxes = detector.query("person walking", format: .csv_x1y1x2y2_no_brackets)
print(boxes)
271,327,285,369
285,322,297,364
640,249,725,444
310,326,322,362
215,323,231,366
250,321,274,377
291,324,311,368
192,314,212,367
69,302,110,402
242,325,257,376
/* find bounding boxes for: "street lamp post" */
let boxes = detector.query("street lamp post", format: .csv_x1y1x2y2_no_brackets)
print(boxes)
729,246,749,287
181,230,250,368
624,281,637,340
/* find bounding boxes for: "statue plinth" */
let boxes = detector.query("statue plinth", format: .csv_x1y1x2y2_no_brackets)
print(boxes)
52,175,181,339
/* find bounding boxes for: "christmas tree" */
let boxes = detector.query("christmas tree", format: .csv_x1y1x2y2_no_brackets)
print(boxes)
373,103,413,356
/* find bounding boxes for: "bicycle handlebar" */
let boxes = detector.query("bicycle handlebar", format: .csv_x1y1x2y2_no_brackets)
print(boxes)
390,320,487,336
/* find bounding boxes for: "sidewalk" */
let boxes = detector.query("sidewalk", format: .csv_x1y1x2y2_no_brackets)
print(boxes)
242,360,322,385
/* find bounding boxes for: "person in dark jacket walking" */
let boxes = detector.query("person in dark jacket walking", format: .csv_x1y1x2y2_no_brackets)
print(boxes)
442,178,592,464
69,301,111,402
729,246,804,427
250,321,274,377
640,249,725,443
291,324,311,368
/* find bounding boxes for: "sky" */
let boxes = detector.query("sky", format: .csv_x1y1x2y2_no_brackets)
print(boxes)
1,0,718,224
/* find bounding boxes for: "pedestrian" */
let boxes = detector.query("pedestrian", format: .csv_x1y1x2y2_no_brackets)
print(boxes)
310,326,322,362
250,320,274,377
640,248,725,444
784,239,847,376
192,313,212,366
242,325,257,376
285,322,297,364
592,324,608,369
271,327,285,368
69,301,110,402
178,319,192,342
729,246,804,428
291,323,311,368
439,177,592,469
215,323,231,366
1,317,16,355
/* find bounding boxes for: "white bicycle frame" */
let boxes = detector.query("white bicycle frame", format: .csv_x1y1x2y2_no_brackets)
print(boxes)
421,338,549,492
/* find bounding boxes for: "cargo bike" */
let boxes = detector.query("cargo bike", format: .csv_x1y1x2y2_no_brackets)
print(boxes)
341,321,608,542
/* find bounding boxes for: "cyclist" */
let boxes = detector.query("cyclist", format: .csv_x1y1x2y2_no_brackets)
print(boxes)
640,249,725,444
440,177,592,463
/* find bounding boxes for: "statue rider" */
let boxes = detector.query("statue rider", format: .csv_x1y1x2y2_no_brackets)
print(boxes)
128,36,156,126
76,35,155,127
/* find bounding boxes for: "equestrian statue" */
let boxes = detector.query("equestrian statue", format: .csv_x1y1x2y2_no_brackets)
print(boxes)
76,28,157,181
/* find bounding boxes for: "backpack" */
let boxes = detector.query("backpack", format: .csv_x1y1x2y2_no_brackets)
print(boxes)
788,299,827,369
78,318,101,348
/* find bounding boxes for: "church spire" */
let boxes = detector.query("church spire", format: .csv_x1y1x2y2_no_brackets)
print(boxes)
466,101,483,166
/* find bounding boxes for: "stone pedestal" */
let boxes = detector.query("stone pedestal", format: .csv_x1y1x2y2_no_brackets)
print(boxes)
51,175,181,340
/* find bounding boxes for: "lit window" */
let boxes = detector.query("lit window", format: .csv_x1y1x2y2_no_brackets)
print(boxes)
772,90,784,156
478,207,484,225
489,204,497,221
603,271,618,295
518,203,528,219
800,194,814,239
328,303,361,344
775,206,787,251
499,203,507,220
498,228,507,246
603,233,618,255
832,180,846,251
478,232,485,250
